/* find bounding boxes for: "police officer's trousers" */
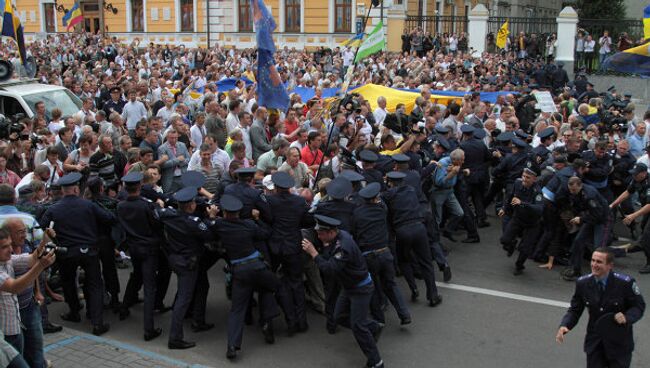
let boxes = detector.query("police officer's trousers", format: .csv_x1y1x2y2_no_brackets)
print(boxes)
570,222,607,273
59,254,105,326
395,222,439,301
275,253,307,330
420,203,448,269
98,235,120,303
123,250,159,333
191,252,220,325
169,265,198,342
365,250,410,323
586,344,631,368
334,284,382,367
228,261,280,349
500,216,540,267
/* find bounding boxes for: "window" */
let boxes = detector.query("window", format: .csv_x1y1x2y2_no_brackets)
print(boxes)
44,3,55,33
132,0,144,32
239,0,253,32
285,0,300,32
180,0,194,32
334,0,351,33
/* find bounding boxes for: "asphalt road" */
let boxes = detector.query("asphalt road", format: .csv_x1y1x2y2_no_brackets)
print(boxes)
45,215,650,368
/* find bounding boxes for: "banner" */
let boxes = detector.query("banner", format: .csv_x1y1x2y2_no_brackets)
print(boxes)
354,21,385,63
496,20,509,49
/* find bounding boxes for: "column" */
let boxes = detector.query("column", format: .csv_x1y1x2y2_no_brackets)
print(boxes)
556,6,578,77
467,4,488,54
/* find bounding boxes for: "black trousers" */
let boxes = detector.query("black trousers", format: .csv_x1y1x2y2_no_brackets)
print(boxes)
123,250,159,332
500,216,540,267
191,251,220,325
59,254,104,326
467,180,488,223
98,235,120,300
274,252,307,329
124,250,171,309
228,262,280,349
168,262,198,342
396,222,438,301
586,344,631,368
365,250,410,323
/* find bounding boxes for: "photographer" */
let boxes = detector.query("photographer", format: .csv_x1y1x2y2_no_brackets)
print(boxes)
0,154,21,188
0,224,56,366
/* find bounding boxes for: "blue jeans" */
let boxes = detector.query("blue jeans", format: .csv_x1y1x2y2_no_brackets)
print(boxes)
4,333,29,368
20,300,45,368
430,189,464,227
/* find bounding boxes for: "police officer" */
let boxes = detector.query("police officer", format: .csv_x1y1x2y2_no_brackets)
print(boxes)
340,170,366,205
610,141,637,237
210,194,280,360
40,172,114,336
488,137,530,213
352,182,411,325
302,215,385,368
530,127,555,174
556,247,645,368
484,131,514,212
383,171,442,306
103,86,126,116
499,167,543,275
155,186,217,349
582,140,614,202
224,167,271,223
610,162,650,274
266,172,314,334
460,124,492,228
117,172,164,341
359,150,385,190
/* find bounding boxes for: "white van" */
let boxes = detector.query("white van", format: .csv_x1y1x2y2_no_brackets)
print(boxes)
0,79,82,119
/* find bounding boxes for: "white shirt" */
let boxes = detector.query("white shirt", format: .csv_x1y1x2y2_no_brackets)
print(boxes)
75,109,95,124
156,106,174,125
189,124,207,148
47,121,64,134
226,112,240,134
599,36,612,54
239,124,253,160
188,148,231,173
584,40,596,52
121,100,148,130
373,107,387,126
290,140,306,151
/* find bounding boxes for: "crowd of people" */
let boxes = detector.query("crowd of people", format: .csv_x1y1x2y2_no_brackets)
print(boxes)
0,31,648,367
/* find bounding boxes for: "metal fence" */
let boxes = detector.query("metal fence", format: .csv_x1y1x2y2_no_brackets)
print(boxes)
404,16,468,35
487,17,557,37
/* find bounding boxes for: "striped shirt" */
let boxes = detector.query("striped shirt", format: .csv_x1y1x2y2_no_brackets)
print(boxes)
0,254,31,335
89,151,117,184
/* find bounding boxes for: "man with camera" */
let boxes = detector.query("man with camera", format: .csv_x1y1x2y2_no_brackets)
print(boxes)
0,224,56,367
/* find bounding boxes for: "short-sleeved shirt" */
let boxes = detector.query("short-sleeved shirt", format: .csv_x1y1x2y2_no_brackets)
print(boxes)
0,254,31,335
627,178,650,205
256,150,284,174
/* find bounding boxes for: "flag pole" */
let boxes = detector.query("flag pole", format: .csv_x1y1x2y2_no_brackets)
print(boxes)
312,4,375,187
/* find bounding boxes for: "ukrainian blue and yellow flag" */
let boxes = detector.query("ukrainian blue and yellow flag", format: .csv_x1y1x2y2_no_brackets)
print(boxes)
601,42,650,76
644,5,650,41
62,2,83,31
340,33,364,48
1,0,26,65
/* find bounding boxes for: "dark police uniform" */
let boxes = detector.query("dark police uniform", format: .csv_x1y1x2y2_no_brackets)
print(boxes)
382,171,441,306
623,166,650,271
310,215,384,368
39,172,114,334
582,149,614,202
103,87,126,116
500,174,543,274
460,127,492,225
154,187,215,349
560,272,645,367
266,172,314,333
210,194,280,359
351,182,410,325
359,150,386,190
117,172,164,339
224,168,271,222
530,127,555,174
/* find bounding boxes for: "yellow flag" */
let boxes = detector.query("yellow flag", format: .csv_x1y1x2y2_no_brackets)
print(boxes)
496,20,509,49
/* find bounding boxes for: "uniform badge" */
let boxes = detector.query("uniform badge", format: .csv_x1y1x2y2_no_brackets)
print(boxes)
633,282,641,295
588,199,598,209
198,222,208,231
535,194,542,202
334,252,342,260
526,161,532,168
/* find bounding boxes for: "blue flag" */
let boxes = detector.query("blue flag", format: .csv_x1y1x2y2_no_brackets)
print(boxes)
1,0,26,65
601,42,650,76
253,0,289,112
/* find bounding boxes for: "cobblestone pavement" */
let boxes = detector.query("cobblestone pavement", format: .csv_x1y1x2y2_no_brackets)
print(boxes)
44,330,212,368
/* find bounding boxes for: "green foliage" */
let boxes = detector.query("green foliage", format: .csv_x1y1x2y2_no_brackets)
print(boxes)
572,0,626,20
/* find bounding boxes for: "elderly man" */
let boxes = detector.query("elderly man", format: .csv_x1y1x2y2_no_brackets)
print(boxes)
278,147,310,188
158,129,190,193
250,107,273,161
431,148,465,240
257,137,289,175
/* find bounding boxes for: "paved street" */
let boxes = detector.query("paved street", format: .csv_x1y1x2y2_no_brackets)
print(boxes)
43,217,650,367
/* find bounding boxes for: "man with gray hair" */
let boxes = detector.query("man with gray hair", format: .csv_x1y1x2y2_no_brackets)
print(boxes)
257,137,289,175
431,148,465,241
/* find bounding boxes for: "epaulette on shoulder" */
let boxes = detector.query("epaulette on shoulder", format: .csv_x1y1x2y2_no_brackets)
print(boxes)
191,216,200,222
577,273,592,282
613,272,631,282
141,197,153,203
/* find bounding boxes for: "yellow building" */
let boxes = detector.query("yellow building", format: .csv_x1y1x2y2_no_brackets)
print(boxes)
18,0,486,50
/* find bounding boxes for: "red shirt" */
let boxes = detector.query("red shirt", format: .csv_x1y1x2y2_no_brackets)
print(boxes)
301,145,323,170
284,119,299,141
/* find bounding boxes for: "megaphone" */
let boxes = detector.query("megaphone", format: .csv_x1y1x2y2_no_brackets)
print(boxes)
0,60,14,82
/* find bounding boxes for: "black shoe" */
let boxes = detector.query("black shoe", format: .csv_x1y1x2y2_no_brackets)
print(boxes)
443,265,452,282
226,346,238,360
400,316,412,325
477,220,490,228
428,295,443,307
562,270,581,282
366,360,384,368
411,289,419,302
442,231,457,242
92,323,110,336
42,322,63,334
118,307,130,321
191,322,215,333
60,312,81,323
503,244,515,257
372,323,385,342
168,340,196,350
533,255,549,263
144,328,162,341
639,264,650,274
513,265,525,276
262,322,275,344
297,321,309,333
555,257,570,266
462,236,480,244
326,324,337,335
154,305,172,314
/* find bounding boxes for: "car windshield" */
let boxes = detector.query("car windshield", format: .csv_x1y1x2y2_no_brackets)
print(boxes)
22,89,82,117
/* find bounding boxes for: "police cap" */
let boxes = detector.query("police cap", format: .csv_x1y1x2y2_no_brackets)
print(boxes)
386,171,406,181
181,171,206,188
271,171,294,189
173,186,198,203
607,85,616,92
460,124,475,135
512,137,529,149
514,130,530,140
122,172,144,185
391,153,410,163
473,128,486,139
358,182,381,200
109,86,121,94
435,125,450,134
359,150,379,163
437,137,451,151
629,162,648,176
624,92,632,98
234,167,257,176
326,177,353,199
314,214,341,230
339,170,365,182
56,172,83,187
523,166,539,177
554,154,568,164
220,194,243,212
496,131,514,142
538,127,555,139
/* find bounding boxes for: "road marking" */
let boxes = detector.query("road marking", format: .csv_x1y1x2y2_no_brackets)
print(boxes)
437,282,570,308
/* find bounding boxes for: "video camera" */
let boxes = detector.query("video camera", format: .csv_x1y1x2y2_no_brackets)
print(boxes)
0,114,26,141
39,242,68,258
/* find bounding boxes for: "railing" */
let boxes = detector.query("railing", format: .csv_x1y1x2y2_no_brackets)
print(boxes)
405,15,468,35
487,16,557,38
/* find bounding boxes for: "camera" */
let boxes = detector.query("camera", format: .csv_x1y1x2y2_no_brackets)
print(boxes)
0,114,25,141
41,242,68,257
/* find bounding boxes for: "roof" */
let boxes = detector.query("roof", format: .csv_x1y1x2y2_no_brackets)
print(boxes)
0,79,69,95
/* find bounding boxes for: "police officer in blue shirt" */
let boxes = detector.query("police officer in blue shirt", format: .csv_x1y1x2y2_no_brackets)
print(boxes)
352,182,411,325
557,247,645,368
383,171,442,306
302,215,385,368
117,172,164,341
210,194,280,360
40,172,114,336
499,167,544,275
154,186,217,349
266,172,314,334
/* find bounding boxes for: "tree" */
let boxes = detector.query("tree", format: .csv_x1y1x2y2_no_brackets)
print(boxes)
571,0,626,20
